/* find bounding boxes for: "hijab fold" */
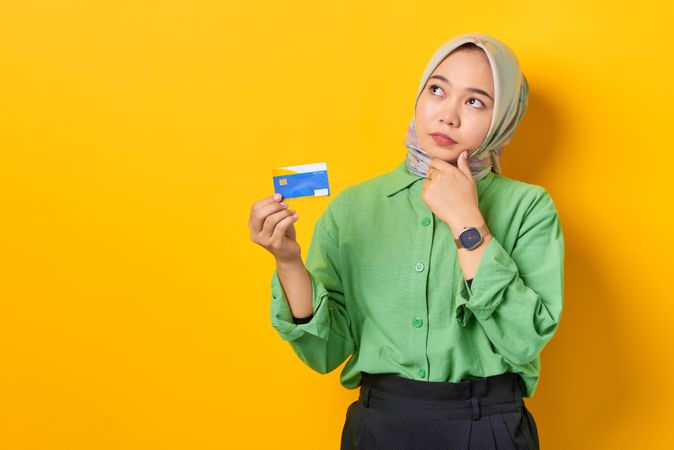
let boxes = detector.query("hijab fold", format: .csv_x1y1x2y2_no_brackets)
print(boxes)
404,33,529,181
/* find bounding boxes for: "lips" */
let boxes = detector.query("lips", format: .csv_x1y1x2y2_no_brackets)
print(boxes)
430,133,457,146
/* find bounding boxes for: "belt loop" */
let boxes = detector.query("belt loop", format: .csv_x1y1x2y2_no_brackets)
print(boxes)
471,397,481,420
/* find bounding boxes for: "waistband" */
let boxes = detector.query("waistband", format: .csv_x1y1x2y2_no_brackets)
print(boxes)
358,371,523,421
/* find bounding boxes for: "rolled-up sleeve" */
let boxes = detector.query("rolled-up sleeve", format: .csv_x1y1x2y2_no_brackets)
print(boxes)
455,188,564,366
270,207,355,374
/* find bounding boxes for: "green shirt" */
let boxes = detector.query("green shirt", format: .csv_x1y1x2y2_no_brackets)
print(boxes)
270,161,564,398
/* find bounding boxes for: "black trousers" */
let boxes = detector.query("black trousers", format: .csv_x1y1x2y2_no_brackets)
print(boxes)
341,372,539,450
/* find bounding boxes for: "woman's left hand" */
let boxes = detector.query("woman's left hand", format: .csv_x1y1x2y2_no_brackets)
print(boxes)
421,150,484,230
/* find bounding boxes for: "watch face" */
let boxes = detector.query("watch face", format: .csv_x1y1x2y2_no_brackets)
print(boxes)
459,227,482,250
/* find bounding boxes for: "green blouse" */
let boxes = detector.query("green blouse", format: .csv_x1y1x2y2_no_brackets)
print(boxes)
269,161,564,398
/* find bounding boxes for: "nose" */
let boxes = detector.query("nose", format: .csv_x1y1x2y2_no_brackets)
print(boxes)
439,98,461,127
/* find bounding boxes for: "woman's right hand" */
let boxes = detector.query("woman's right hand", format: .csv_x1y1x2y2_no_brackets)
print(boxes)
249,193,301,263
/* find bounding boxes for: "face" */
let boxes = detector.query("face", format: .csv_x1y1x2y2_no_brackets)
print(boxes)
415,47,505,165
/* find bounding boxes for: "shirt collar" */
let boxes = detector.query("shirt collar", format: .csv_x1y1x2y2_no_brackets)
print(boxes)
384,160,495,198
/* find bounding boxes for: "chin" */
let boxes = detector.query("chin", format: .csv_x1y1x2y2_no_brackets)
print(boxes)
427,146,461,163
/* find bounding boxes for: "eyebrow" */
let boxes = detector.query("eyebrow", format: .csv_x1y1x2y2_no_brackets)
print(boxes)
429,75,494,101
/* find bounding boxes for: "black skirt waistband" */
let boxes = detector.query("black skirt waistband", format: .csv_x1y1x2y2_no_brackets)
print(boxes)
358,372,524,421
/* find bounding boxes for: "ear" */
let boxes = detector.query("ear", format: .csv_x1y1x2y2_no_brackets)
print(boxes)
502,137,512,146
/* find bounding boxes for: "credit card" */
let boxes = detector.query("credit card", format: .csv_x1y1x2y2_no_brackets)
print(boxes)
272,162,330,199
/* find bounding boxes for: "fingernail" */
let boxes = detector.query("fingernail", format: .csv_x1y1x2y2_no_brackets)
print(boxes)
274,193,282,201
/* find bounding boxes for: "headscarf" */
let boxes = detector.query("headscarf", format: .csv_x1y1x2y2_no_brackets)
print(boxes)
404,32,529,181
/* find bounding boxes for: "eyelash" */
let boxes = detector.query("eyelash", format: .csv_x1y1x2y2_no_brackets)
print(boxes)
429,84,486,109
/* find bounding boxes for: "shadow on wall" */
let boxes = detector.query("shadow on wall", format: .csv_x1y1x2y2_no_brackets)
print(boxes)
502,91,636,449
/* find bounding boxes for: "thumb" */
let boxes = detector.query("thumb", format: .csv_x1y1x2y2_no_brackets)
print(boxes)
458,150,472,179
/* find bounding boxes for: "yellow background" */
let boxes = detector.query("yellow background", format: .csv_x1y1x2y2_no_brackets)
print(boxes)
1,1,672,449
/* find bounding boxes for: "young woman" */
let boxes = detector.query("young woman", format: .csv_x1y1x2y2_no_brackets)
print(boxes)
249,32,564,450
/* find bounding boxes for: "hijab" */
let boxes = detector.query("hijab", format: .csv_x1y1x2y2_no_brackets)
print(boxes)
404,33,529,181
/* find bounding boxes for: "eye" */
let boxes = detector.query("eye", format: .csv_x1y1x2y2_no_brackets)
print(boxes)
468,97,485,109
429,84,443,96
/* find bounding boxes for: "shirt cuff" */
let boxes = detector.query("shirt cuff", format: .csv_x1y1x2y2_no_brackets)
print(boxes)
456,237,512,327
270,269,331,341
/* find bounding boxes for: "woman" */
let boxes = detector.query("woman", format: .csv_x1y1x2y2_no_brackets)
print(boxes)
249,32,563,450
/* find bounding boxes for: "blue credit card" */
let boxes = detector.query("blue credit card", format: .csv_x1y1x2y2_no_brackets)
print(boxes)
272,162,330,199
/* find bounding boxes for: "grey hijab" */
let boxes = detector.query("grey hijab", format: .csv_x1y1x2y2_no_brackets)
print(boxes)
404,33,529,181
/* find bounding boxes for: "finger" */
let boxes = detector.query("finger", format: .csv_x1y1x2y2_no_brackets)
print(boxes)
428,157,454,174
252,193,283,213
271,211,299,242
261,208,296,240
457,150,472,179
250,199,290,233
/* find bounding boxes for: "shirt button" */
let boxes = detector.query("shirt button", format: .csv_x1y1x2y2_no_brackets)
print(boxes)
421,217,431,226
412,317,423,328
414,262,424,272
418,368,426,379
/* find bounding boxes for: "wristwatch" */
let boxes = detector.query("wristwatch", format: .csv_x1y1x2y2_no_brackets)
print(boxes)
454,223,490,250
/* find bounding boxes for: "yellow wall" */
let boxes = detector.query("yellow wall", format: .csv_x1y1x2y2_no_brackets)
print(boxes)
1,1,671,448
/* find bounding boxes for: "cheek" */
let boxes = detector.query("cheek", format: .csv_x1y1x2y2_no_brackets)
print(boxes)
415,100,435,132
465,114,492,140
